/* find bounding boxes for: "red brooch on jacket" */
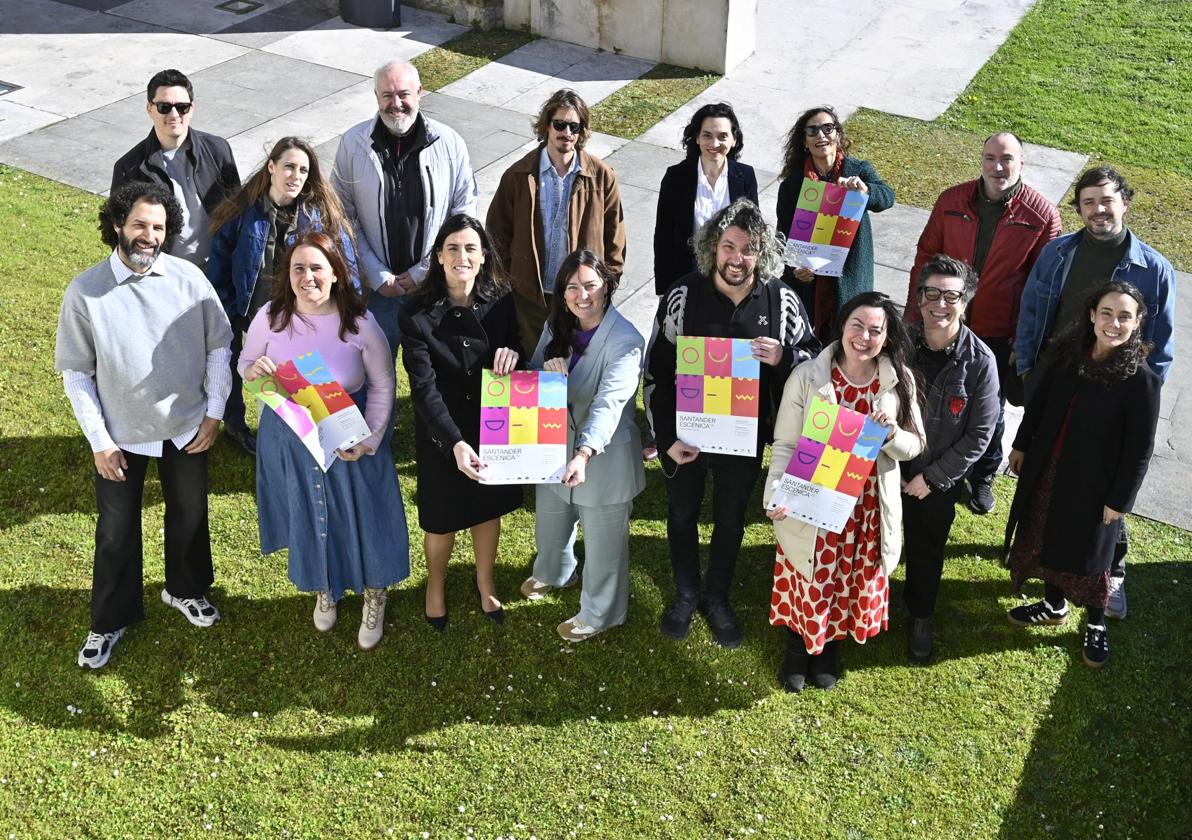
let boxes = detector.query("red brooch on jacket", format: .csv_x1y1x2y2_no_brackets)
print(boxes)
949,396,966,417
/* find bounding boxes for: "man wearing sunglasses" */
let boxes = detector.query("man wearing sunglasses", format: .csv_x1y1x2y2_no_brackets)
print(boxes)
111,69,240,271
487,89,626,351
904,132,1061,516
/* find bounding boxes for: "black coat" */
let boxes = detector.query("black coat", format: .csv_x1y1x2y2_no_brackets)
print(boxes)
653,157,758,294
111,127,241,216
399,290,525,533
1004,359,1160,576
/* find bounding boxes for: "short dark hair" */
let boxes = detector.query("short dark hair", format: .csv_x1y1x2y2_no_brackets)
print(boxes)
419,213,509,303
146,69,193,102
99,182,182,250
532,89,591,150
544,249,619,361
681,102,745,160
916,253,978,301
1070,166,1134,209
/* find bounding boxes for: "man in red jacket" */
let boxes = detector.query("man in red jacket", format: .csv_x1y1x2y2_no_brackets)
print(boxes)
905,132,1061,514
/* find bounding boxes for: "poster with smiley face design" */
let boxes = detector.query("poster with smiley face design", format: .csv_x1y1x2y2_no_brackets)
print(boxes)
783,179,867,278
245,350,371,472
675,336,761,457
477,369,568,484
767,396,887,533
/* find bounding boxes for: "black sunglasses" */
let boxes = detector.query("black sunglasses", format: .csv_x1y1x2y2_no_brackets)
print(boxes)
152,101,193,115
551,118,583,135
803,123,838,138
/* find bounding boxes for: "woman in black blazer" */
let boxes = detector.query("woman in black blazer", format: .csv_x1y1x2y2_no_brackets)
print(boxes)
400,214,524,630
653,103,759,295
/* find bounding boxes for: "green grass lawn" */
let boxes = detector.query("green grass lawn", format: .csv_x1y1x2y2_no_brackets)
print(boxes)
2,166,1191,838
847,0,1192,270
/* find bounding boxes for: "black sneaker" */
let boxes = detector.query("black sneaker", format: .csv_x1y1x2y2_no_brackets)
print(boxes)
1082,624,1109,669
968,477,995,515
659,596,698,641
908,616,934,664
225,424,257,456
1007,599,1069,626
700,599,742,648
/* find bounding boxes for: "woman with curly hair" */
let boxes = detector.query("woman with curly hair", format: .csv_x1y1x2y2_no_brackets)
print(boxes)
1004,280,1161,669
776,106,894,339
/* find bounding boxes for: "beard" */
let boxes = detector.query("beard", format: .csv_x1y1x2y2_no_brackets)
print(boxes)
379,107,416,136
118,229,162,269
716,259,754,288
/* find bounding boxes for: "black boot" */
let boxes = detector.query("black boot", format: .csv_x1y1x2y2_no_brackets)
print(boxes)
778,629,809,693
809,640,840,690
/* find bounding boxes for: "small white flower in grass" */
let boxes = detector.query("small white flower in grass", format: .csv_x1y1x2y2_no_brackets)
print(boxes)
205,824,212,831
375,771,383,778
112,769,119,777
710,792,717,799
459,805,466,813
252,711,260,718
431,680,437,687
422,833,430,838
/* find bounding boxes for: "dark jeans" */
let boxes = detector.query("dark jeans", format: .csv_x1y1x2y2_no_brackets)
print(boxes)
969,335,1012,486
664,452,763,604
902,483,964,619
92,441,214,633
367,292,407,367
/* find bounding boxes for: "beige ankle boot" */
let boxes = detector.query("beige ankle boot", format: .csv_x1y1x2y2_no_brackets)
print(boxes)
358,588,388,650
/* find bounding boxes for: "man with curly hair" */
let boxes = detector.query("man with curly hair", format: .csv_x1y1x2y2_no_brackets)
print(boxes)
55,182,233,670
645,199,820,647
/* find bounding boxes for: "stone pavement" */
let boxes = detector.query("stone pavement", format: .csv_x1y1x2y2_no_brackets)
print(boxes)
0,0,1187,530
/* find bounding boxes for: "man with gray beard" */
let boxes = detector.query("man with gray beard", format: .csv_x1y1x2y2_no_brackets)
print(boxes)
332,59,477,359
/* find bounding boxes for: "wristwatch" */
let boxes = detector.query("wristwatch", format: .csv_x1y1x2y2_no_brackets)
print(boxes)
574,446,593,463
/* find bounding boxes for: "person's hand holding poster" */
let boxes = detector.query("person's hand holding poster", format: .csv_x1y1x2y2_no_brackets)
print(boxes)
783,179,867,278
478,369,568,484
768,396,887,532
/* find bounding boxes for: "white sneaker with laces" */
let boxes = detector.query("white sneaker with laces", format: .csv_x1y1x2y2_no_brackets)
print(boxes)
78,628,125,669
161,589,221,627
1106,577,1127,619
314,591,337,632
358,588,387,651
557,615,603,643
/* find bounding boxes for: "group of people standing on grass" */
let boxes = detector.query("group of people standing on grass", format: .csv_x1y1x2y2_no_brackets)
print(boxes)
57,60,1175,691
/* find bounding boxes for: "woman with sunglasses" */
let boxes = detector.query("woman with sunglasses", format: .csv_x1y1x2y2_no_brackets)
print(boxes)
207,136,358,454
1004,280,1160,669
776,106,894,339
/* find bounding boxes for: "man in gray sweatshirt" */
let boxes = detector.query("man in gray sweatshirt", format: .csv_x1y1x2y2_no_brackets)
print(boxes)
55,182,233,670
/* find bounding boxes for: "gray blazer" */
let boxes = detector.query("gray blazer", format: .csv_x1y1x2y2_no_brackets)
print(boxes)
532,305,646,506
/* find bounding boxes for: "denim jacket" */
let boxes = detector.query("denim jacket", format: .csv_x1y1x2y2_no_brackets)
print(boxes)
206,200,359,321
1015,228,1176,381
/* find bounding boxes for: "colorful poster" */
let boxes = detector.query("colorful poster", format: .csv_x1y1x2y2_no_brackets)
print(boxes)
478,369,568,484
767,396,887,533
783,179,867,278
245,350,371,472
674,336,760,457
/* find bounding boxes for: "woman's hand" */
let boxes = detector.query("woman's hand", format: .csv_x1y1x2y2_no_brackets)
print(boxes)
1103,506,1124,525
562,453,587,488
793,266,815,283
542,357,568,375
492,347,519,376
1007,449,1025,475
840,175,869,194
453,440,485,481
870,408,896,441
901,473,931,500
336,443,374,462
244,355,277,382
766,503,789,522
751,336,784,367
666,441,700,465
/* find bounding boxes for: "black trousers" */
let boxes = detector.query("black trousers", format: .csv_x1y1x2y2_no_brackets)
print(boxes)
970,335,1012,485
664,452,763,603
901,482,964,619
92,441,214,633
223,327,248,431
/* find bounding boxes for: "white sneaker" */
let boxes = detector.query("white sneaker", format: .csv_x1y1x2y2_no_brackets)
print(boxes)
1106,577,1127,619
78,628,125,669
161,589,221,627
358,588,387,651
314,591,337,632
519,569,580,601
557,615,603,643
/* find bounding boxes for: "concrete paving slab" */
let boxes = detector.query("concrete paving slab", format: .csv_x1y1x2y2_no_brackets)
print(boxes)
871,202,928,275
602,139,682,193
262,7,465,76
420,91,537,143
472,140,538,222
0,127,112,194
1021,141,1088,206
583,130,631,162
210,0,339,47
106,0,293,35
0,102,63,144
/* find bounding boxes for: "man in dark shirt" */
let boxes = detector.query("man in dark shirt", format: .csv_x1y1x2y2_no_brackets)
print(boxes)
645,199,819,648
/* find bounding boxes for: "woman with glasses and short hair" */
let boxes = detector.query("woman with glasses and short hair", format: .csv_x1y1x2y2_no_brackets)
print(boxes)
776,106,894,339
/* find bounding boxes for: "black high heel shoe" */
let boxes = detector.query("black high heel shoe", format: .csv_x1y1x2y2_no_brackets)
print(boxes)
475,578,505,625
424,611,448,632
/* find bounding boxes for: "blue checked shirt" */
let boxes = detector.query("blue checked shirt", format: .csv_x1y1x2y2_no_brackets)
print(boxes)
538,148,580,292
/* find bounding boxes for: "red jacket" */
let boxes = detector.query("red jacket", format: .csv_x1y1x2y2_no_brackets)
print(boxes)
907,179,1060,338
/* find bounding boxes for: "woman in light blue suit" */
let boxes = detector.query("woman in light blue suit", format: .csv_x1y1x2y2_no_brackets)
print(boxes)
523,249,646,642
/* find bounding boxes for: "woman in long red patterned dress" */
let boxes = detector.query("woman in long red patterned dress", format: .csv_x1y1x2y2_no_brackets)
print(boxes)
763,292,924,691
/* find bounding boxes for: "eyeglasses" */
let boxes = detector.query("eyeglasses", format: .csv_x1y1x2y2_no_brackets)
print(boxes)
152,101,193,115
803,123,838,138
920,287,965,304
551,119,584,135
